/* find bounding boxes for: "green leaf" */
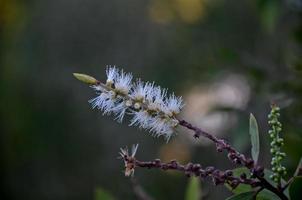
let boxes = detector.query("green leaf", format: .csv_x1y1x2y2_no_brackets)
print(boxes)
185,176,202,200
249,113,260,164
257,0,280,32
95,187,115,200
226,191,255,200
225,168,252,194
257,189,281,200
289,176,302,200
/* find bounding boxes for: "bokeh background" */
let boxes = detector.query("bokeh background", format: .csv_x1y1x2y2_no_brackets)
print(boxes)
1,0,302,199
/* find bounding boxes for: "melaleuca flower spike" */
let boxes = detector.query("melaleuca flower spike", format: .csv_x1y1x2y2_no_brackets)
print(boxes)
73,66,184,140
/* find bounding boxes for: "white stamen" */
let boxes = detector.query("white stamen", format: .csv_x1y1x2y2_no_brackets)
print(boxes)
106,65,118,84
115,70,132,95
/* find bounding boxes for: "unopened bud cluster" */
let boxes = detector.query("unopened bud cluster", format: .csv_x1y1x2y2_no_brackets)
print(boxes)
74,66,184,140
268,104,287,183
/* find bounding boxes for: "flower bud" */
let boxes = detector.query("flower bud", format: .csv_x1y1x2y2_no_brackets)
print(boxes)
73,73,98,85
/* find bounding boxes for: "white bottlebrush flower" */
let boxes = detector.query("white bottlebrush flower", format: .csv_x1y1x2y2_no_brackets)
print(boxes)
114,70,132,95
76,66,184,140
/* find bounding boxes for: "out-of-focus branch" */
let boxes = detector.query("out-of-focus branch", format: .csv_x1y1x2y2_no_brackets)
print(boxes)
130,178,154,200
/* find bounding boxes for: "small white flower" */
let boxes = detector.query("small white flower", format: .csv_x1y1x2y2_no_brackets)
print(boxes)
112,101,128,122
149,116,174,138
165,93,184,115
89,91,116,114
130,80,150,101
129,110,153,129
115,70,132,95
147,86,167,112
106,66,118,84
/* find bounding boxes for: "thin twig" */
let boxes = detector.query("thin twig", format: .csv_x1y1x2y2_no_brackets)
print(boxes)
178,119,253,168
121,154,260,189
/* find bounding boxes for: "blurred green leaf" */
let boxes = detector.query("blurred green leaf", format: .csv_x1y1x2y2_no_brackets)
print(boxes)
185,176,201,200
226,191,255,200
294,157,302,176
257,190,281,200
95,187,115,200
225,167,252,194
249,113,260,164
257,0,280,32
289,176,302,200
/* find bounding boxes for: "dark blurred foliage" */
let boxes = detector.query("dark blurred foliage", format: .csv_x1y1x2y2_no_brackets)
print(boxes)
0,0,301,199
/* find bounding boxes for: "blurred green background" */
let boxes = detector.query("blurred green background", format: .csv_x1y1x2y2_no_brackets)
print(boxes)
1,0,302,199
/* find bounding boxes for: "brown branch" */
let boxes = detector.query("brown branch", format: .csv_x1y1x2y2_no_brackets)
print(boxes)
121,154,260,189
178,119,289,200
256,175,288,200
178,119,254,168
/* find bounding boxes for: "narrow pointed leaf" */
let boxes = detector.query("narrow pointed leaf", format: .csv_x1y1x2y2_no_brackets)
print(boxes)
257,189,281,200
249,113,260,164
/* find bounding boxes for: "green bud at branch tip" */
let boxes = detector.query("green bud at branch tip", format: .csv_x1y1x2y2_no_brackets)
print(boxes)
73,73,99,85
